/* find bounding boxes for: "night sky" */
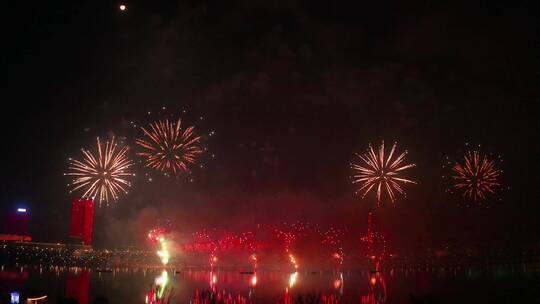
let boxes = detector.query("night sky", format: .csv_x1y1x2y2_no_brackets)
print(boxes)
3,1,538,250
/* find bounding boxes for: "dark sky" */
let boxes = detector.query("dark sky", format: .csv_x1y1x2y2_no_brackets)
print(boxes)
2,1,538,250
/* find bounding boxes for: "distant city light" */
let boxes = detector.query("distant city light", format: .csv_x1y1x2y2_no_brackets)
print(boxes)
26,296,47,302
17,208,26,213
10,292,20,304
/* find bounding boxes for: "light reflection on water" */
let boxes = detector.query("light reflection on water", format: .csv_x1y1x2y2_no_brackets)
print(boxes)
1,264,539,303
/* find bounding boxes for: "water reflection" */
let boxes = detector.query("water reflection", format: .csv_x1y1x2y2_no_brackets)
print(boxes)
65,270,89,304
333,272,344,295
361,270,387,304
288,271,298,288
2,263,538,303
210,271,217,286
250,273,257,287
145,270,172,304
195,270,250,303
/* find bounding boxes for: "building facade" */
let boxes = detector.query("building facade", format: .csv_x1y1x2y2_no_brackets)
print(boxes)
69,199,94,245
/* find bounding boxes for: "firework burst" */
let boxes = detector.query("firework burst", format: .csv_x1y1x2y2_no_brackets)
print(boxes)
66,137,134,205
135,118,203,175
351,141,416,205
447,147,503,202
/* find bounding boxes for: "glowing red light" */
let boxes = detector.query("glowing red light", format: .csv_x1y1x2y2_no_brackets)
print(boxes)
251,275,257,286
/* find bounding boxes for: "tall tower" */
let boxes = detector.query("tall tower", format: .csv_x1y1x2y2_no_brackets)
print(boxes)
366,211,374,254
69,199,94,245
361,212,387,259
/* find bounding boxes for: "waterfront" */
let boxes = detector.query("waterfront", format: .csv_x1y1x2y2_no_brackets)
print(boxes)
3,1,539,303
2,263,539,303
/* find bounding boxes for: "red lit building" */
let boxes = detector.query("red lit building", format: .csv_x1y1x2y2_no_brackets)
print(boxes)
69,199,94,245
0,207,31,241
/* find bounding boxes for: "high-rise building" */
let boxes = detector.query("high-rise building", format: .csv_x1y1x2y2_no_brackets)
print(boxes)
69,199,94,245
0,207,31,241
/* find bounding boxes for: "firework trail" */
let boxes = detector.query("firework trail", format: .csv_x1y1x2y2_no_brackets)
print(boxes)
351,141,416,205
66,137,134,205
136,118,203,175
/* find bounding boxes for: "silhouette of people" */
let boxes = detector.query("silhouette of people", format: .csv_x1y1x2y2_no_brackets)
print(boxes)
92,295,109,304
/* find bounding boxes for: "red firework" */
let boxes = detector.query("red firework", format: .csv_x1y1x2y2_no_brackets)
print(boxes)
450,149,502,201
135,118,203,175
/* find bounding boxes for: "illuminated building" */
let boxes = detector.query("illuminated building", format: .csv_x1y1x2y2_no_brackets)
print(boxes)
69,199,94,246
0,207,30,241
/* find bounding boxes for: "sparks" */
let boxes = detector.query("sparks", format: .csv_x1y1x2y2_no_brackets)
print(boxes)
288,271,298,288
451,150,502,201
351,141,417,205
66,137,134,205
288,253,299,270
210,254,218,267
148,228,171,265
135,118,203,175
